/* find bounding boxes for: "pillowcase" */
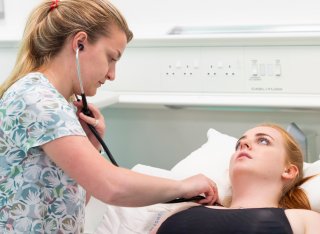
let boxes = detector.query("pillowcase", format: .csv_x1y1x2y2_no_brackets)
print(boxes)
171,128,320,212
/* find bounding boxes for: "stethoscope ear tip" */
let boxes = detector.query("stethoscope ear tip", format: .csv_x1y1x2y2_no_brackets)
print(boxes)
78,44,84,51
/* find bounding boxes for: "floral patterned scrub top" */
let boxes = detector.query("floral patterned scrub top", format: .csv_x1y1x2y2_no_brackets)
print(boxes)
0,73,87,233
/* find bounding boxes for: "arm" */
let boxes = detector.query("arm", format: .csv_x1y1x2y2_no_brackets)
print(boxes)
73,101,106,203
42,135,218,207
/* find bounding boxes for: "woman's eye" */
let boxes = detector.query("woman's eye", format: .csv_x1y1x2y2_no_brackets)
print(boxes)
258,138,269,145
107,55,117,63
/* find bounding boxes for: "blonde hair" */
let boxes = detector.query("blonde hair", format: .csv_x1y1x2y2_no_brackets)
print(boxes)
0,0,133,98
259,123,312,209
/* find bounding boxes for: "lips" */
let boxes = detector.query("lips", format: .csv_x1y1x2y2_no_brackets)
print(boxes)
237,152,252,159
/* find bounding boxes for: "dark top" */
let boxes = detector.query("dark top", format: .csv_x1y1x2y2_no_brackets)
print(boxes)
157,206,293,234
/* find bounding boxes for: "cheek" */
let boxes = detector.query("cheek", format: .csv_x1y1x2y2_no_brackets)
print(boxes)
264,151,287,171
229,153,237,168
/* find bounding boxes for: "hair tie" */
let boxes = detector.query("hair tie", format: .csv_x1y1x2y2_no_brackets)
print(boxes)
50,0,59,12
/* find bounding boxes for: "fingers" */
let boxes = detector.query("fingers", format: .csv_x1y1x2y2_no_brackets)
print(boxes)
181,174,219,206
73,100,105,135
198,180,219,205
78,112,104,129
93,119,99,127
73,101,101,118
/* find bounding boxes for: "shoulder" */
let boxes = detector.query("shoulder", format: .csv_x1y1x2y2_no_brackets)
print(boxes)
3,72,65,107
3,72,75,119
285,209,320,234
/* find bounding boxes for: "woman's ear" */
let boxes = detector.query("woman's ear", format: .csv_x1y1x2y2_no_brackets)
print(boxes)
282,164,299,180
72,31,88,52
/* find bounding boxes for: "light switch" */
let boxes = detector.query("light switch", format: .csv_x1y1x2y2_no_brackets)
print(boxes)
275,59,281,76
251,60,258,76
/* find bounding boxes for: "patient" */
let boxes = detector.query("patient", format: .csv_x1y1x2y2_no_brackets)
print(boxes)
151,124,320,234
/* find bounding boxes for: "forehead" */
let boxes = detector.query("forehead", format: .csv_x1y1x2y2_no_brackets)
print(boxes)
243,126,283,141
96,25,127,52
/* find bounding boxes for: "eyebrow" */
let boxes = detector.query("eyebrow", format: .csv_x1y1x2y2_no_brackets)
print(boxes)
236,133,275,145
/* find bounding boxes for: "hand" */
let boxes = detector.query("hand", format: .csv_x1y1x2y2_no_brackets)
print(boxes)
73,100,106,150
180,174,219,206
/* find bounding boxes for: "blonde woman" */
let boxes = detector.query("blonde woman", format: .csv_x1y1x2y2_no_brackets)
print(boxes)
0,1,217,233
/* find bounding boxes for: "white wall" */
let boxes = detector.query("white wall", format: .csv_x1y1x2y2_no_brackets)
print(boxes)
1,0,320,40
1,0,320,81
1,1,320,169
115,0,320,36
0,0,39,40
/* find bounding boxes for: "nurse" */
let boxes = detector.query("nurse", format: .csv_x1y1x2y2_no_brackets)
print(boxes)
0,0,217,233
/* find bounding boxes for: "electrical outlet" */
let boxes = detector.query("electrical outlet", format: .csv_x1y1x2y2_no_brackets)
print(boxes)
206,61,239,79
179,60,200,79
206,64,218,79
163,64,178,78
180,64,197,78
224,64,237,77
163,60,200,79
205,62,227,79
181,64,193,77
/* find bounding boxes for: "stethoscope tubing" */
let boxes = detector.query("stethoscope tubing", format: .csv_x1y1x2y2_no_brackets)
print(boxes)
75,47,119,166
75,47,204,203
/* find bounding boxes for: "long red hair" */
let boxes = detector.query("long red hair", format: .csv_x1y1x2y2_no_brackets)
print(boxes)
260,124,312,209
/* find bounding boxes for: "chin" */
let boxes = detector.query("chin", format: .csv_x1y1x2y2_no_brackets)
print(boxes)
87,89,97,97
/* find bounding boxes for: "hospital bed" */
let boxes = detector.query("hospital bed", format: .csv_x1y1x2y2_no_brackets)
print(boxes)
82,25,320,233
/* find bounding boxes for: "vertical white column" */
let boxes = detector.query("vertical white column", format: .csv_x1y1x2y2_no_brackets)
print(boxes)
0,0,4,19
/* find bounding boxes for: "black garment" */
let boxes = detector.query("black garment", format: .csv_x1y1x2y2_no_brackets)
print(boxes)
157,206,293,234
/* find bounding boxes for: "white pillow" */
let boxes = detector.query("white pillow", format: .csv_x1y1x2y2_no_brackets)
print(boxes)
171,128,237,201
171,128,320,212
301,160,320,212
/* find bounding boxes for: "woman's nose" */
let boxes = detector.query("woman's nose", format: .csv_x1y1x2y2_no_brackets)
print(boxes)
239,141,251,150
106,70,115,81
106,65,116,81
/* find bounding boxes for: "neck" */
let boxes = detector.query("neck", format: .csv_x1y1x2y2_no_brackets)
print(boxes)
39,45,76,100
44,70,74,100
229,178,282,209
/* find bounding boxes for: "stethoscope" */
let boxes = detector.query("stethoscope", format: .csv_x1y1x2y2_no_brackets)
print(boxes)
75,44,118,166
75,44,204,203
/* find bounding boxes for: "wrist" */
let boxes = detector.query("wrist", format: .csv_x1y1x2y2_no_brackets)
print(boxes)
176,180,187,198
